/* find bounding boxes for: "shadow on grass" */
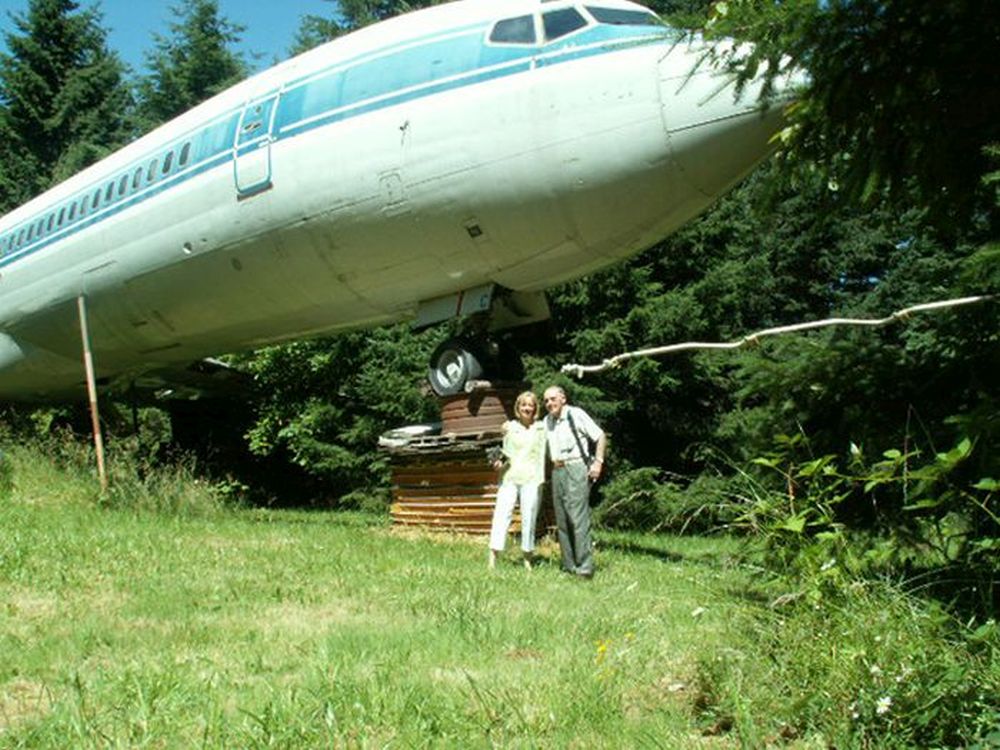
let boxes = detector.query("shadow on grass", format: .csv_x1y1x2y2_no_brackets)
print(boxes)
597,536,687,564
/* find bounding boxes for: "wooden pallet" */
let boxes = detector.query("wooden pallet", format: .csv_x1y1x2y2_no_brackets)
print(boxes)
385,387,547,535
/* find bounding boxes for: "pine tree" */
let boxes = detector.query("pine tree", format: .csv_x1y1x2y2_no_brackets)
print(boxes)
702,0,1000,229
290,1,443,56
0,0,131,212
289,0,343,56
134,0,247,130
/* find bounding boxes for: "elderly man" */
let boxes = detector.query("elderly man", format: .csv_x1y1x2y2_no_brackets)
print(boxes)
542,385,606,578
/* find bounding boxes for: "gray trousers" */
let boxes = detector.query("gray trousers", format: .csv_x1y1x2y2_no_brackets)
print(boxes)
551,461,594,575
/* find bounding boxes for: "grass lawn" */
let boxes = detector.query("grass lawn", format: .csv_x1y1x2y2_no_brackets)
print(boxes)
1,457,747,748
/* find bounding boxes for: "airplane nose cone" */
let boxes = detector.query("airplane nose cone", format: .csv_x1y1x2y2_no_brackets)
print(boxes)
660,47,803,197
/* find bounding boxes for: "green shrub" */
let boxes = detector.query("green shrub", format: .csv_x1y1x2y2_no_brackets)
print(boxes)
695,580,1000,748
728,431,999,615
594,467,740,533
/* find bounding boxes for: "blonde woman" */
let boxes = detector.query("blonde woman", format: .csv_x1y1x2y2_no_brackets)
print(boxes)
489,390,547,570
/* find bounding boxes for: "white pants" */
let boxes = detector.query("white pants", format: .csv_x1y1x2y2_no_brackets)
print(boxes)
489,482,542,553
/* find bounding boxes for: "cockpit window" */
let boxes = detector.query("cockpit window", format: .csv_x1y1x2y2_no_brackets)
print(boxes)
490,15,536,44
542,7,588,42
586,6,661,26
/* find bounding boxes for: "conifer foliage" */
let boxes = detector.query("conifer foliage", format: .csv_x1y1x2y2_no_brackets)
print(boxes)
0,0,131,211
134,0,247,129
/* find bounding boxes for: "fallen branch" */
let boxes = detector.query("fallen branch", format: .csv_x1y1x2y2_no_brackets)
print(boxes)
562,295,995,378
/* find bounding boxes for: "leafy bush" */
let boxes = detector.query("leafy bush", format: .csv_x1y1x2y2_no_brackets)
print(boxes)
594,467,739,533
730,430,999,615
694,579,1000,748
238,324,443,504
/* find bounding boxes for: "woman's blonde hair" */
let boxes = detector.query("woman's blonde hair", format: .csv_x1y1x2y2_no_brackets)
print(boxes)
513,390,539,421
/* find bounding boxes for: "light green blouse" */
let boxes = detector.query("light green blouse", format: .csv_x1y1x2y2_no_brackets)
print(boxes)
501,420,547,486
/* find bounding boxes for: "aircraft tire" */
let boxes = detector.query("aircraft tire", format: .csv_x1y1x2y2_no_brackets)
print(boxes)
427,338,485,396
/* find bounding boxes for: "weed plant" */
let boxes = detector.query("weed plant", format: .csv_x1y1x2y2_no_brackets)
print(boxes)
695,579,1000,747
686,433,1000,748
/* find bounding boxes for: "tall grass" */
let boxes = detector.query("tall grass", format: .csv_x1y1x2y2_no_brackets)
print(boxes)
0,437,741,747
1,434,997,747
696,581,1000,748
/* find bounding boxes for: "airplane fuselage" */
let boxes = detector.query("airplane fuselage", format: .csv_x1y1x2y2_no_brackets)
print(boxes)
0,0,788,398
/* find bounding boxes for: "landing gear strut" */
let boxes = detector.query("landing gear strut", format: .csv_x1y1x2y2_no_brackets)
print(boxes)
419,286,544,396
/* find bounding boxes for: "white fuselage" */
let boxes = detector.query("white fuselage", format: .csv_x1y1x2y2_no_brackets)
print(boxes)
0,0,789,398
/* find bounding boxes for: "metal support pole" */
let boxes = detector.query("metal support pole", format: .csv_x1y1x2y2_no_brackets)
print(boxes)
77,295,108,492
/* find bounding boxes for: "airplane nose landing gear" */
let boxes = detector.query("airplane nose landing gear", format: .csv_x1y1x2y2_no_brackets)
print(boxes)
427,337,524,396
427,337,485,396
419,286,542,396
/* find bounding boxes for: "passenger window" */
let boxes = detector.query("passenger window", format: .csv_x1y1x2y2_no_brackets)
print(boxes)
18,229,25,246
490,15,536,44
47,214,55,232
93,189,101,209
105,182,115,202
178,142,191,167
118,175,128,196
69,202,77,221
162,151,173,173
57,207,66,226
543,7,588,41
132,167,143,190
147,159,158,182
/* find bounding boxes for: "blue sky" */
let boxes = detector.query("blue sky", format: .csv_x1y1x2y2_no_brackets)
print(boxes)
0,0,339,73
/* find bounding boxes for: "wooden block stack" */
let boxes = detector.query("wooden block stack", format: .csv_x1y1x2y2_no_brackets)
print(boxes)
386,385,548,534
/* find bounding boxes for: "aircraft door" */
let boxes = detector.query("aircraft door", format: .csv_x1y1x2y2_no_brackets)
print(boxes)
234,92,280,197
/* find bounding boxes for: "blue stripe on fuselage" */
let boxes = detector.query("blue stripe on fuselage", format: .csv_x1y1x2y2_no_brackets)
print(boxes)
0,22,672,270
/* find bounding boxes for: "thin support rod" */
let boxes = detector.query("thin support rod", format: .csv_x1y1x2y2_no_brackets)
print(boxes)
77,295,108,492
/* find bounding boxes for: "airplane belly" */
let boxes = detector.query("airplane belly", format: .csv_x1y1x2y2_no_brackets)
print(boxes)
262,134,436,322
0,332,82,399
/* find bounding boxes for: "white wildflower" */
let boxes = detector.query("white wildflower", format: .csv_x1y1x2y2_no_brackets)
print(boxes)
875,696,892,715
